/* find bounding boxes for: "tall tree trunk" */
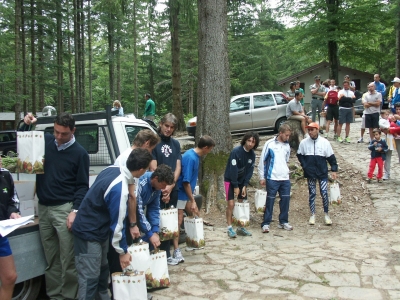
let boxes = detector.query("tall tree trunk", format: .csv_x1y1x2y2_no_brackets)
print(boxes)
327,0,339,82
88,0,92,111
133,1,138,116
148,4,155,102
57,0,64,112
15,0,23,126
80,0,85,112
396,0,400,76
170,0,185,130
108,14,115,101
197,0,231,212
21,2,27,113
74,0,80,112
117,39,121,101
30,0,36,114
67,0,75,112
37,3,44,110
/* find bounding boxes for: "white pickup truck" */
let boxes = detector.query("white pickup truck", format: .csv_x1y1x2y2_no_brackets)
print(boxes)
9,107,156,300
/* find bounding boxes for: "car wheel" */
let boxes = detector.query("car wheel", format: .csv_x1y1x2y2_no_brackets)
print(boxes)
12,276,42,300
275,117,287,132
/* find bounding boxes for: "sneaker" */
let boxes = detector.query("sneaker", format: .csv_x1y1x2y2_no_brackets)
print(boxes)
227,227,237,238
325,214,332,225
383,175,390,180
262,224,270,233
309,215,315,225
357,137,364,143
167,257,179,265
324,133,328,138
236,227,252,236
345,137,351,143
173,248,184,263
377,179,383,183
337,137,343,143
278,223,293,231
366,178,371,183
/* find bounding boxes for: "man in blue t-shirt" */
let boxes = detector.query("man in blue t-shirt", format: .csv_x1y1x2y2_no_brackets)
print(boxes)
224,132,259,238
175,135,215,263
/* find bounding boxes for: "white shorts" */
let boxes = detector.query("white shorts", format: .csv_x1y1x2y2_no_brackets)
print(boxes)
177,200,188,209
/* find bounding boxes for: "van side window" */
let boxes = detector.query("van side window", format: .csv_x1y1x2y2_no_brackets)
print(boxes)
230,97,250,112
125,126,151,146
45,125,99,154
253,94,275,109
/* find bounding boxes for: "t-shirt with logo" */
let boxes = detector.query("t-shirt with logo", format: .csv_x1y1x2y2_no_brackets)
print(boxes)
152,135,182,191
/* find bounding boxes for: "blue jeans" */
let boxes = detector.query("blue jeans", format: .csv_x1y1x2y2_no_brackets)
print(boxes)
262,179,291,226
307,178,329,214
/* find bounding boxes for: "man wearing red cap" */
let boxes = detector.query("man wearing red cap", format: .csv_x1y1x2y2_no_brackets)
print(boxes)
297,122,338,225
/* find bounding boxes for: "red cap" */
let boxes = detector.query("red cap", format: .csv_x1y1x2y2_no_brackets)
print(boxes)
305,122,320,130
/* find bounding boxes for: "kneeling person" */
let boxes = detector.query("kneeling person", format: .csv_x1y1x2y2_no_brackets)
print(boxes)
72,148,152,300
224,132,259,238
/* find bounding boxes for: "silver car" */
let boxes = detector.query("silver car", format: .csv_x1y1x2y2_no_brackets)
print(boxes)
187,92,288,136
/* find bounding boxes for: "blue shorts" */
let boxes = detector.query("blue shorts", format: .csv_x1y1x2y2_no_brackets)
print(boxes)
0,236,12,257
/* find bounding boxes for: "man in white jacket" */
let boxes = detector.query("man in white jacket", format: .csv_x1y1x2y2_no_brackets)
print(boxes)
258,124,292,233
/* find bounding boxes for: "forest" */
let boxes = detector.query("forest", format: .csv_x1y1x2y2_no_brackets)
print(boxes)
0,0,398,128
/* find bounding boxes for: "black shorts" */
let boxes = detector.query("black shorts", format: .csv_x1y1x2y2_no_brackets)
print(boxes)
326,105,339,121
224,182,246,201
365,113,379,129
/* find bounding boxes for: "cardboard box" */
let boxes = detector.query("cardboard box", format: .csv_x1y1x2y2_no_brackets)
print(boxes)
14,181,35,202
20,200,35,217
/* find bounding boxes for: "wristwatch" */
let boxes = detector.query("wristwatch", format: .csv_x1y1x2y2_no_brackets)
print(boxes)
72,209,78,213
129,222,137,228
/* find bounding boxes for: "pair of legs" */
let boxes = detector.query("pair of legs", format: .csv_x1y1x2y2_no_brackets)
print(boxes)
307,178,329,215
325,105,339,135
0,237,17,300
39,203,78,300
261,179,291,228
365,113,380,141
311,98,322,122
224,182,245,227
74,236,109,300
359,114,366,141
337,108,353,139
288,115,311,135
384,150,392,179
224,182,251,237
368,157,384,180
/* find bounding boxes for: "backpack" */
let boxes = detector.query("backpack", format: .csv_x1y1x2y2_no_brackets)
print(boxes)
326,90,338,105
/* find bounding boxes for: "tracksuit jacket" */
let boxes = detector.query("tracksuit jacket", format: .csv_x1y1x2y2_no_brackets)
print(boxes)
72,165,131,254
297,136,338,179
136,172,161,241
224,146,255,187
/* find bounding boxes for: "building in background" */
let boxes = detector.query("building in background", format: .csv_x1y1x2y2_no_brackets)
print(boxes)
278,61,376,111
